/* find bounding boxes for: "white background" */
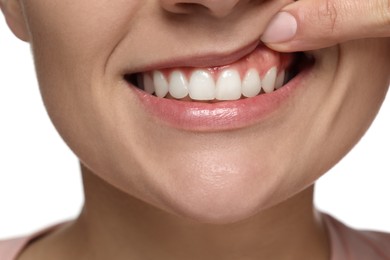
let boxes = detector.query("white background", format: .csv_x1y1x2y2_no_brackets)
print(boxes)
1,16,389,239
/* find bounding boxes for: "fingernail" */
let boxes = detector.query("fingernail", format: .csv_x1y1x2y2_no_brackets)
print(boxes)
261,12,297,43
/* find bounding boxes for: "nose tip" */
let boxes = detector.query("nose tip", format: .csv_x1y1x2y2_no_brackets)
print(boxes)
160,0,245,18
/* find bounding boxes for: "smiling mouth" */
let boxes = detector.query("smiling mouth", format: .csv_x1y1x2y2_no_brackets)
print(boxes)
122,43,315,131
124,45,314,103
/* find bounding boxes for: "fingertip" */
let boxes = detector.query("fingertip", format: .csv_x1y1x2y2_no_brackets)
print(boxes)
263,42,300,53
261,12,297,44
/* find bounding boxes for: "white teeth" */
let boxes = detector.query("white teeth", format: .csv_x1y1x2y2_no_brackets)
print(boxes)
141,67,287,101
262,67,277,93
215,69,242,100
242,69,261,98
143,74,155,94
153,71,169,98
275,70,285,90
169,70,189,99
188,70,215,101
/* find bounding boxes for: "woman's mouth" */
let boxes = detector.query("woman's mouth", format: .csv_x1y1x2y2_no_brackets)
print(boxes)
123,44,314,131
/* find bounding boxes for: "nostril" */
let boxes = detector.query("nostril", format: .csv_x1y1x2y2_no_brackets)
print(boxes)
160,0,242,18
174,3,209,14
160,1,203,15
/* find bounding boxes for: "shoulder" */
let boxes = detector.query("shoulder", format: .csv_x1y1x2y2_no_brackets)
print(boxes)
323,213,390,260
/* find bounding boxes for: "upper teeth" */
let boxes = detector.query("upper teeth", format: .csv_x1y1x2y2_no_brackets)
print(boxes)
142,67,286,101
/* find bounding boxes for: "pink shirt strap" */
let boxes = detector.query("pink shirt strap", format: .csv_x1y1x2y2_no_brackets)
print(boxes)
0,236,32,260
323,213,390,259
0,222,68,260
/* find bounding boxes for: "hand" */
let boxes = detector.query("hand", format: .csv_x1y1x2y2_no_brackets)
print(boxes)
261,0,390,52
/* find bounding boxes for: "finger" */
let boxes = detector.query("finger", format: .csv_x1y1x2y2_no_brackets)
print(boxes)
261,0,390,52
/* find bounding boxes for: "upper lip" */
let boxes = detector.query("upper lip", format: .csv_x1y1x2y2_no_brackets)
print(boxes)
127,39,263,74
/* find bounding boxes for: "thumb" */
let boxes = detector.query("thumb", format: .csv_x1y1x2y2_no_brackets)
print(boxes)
261,0,390,52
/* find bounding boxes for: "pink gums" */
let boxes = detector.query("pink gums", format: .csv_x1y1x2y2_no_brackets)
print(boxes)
144,45,294,80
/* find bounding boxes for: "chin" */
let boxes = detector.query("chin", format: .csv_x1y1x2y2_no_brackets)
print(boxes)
150,163,282,224
162,186,275,224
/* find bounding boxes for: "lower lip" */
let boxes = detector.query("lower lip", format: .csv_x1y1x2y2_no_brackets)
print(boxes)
128,66,313,132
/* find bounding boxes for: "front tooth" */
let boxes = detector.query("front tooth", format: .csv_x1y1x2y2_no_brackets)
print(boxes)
215,69,242,100
153,71,169,97
143,74,155,94
262,67,277,93
188,70,215,101
242,69,261,98
275,70,285,89
169,70,189,99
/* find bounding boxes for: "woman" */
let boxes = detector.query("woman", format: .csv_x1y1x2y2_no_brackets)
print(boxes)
1,0,390,259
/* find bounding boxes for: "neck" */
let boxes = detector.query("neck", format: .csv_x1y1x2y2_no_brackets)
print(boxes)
21,165,330,260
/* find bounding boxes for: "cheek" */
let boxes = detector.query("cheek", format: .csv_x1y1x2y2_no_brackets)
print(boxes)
25,0,141,57
21,1,154,197
329,39,390,143
24,0,143,107
22,0,141,158
297,39,390,184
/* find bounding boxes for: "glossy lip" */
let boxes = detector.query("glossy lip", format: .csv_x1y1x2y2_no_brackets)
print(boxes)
128,62,314,132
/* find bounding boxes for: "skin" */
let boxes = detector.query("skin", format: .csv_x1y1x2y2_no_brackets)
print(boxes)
1,0,390,259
